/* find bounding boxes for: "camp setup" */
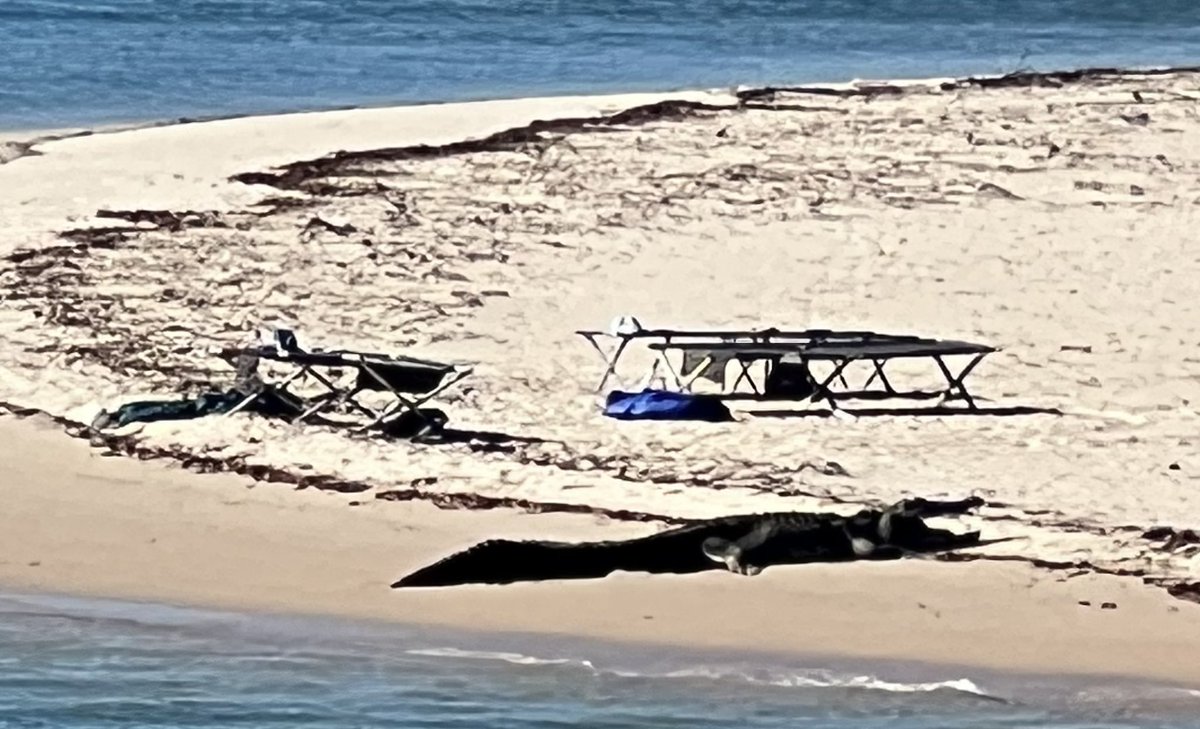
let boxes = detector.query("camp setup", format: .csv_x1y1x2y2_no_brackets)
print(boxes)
576,316,997,411
217,328,473,431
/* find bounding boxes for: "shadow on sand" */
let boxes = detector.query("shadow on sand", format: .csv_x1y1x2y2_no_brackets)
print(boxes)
749,404,1063,419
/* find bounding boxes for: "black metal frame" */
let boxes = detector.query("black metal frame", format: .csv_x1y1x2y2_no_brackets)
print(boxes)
578,327,997,412
218,346,473,430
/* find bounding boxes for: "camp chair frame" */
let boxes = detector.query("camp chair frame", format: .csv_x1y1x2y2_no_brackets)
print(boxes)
346,358,473,431
218,347,473,430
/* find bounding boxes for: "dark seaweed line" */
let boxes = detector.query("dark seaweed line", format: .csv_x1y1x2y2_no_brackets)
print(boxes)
228,99,736,191
938,552,1200,605
230,65,1200,193
740,63,1200,102
0,401,684,525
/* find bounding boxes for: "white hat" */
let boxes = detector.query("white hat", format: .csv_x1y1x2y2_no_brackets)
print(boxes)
608,315,644,336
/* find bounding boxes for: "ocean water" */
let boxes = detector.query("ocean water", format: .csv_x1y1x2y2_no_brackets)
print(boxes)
3,0,1200,130
2,593,1199,728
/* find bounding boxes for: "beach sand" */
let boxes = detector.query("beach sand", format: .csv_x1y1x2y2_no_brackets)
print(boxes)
4,414,1199,687
2,69,1199,685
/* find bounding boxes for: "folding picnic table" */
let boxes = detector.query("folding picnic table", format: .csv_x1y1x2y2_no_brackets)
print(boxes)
646,338,995,409
576,320,997,411
574,325,925,393
217,345,473,430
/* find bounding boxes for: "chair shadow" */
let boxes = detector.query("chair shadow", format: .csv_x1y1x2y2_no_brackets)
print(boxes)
381,424,558,453
750,404,1063,419
429,426,554,450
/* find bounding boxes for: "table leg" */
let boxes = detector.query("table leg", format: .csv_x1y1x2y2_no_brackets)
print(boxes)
934,354,985,410
810,358,853,410
862,358,897,394
582,335,630,393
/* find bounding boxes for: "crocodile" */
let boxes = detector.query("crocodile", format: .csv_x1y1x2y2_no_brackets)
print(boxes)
393,496,990,588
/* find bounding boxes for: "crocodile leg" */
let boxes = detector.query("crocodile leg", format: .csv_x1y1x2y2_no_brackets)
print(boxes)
702,525,770,576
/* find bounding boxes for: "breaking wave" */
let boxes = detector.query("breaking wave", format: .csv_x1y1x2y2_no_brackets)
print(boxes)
405,646,998,700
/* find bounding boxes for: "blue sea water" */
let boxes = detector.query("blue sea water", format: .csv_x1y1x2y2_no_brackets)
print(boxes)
2,593,1200,728
3,0,1200,130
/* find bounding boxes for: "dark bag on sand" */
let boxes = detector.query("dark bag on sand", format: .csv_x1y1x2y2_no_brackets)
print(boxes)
763,356,815,399
381,408,449,439
603,389,732,422
92,388,303,429
93,391,242,429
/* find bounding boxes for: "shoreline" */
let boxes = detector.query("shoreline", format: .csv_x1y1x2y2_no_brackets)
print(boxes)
0,86,706,146
0,82,749,161
3,587,1197,710
4,61,1199,160
3,414,1200,690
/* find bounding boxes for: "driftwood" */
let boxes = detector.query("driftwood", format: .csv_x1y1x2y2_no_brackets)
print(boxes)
945,65,1200,91
1143,526,1200,554
0,140,41,165
95,208,225,230
301,215,358,237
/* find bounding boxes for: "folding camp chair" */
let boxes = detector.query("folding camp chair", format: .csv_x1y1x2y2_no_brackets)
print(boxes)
338,355,473,431
218,344,473,431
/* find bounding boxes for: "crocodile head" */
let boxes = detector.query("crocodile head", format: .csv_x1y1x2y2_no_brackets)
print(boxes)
844,500,982,558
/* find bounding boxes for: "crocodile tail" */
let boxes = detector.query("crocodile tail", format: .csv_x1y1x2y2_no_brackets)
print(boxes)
392,538,640,588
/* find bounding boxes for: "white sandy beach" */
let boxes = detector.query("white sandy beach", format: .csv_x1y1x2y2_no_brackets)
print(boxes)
2,69,1199,684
